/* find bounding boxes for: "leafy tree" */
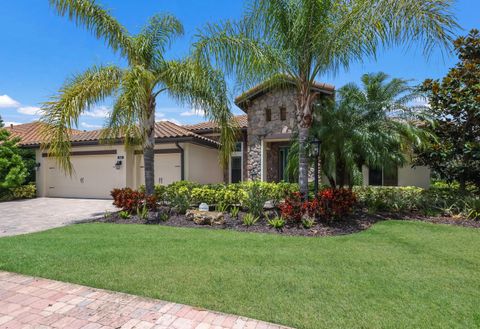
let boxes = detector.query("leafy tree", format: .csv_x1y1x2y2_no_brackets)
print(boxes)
417,29,480,192
0,115,4,128
287,72,431,188
194,0,457,197
42,0,236,195
0,129,28,198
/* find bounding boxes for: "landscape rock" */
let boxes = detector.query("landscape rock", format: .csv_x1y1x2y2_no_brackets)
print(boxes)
185,210,225,226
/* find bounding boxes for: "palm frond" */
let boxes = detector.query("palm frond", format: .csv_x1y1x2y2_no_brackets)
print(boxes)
40,65,123,173
49,0,132,57
132,13,184,68
159,59,237,165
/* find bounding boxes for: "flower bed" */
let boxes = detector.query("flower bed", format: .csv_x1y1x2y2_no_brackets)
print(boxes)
98,181,479,237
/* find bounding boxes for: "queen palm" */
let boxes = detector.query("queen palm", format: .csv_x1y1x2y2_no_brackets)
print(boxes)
41,0,236,195
286,72,431,188
194,0,457,197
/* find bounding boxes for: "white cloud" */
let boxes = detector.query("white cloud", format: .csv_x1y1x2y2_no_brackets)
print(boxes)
180,108,205,117
4,121,22,127
0,95,20,108
155,112,165,119
17,106,42,116
80,122,102,129
158,118,182,126
83,106,110,118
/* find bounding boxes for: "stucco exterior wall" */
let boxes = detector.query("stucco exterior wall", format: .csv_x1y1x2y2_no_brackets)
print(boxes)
185,143,223,184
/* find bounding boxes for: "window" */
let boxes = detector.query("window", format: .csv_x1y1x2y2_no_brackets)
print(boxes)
231,157,242,183
280,107,287,121
368,166,398,186
265,108,271,122
279,147,293,182
230,142,243,183
368,168,383,186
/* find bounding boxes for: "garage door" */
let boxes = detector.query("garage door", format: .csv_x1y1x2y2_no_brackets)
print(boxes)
46,154,122,199
136,153,181,186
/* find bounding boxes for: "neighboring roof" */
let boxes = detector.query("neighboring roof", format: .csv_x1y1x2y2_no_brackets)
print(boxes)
4,122,83,146
5,121,219,148
184,115,248,133
235,77,335,111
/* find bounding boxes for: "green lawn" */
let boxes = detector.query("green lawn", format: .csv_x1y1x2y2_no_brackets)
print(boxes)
0,221,479,329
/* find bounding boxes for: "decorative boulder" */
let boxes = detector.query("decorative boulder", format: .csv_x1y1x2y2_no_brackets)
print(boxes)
186,210,225,226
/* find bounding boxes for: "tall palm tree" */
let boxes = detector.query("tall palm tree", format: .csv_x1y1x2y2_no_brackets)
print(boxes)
287,72,432,188
41,0,236,195
194,0,457,197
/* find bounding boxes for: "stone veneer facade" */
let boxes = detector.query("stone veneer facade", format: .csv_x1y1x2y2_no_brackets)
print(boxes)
245,87,298,181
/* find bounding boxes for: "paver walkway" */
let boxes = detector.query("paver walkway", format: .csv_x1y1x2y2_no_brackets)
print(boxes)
0,272,292,329
0,198,115,237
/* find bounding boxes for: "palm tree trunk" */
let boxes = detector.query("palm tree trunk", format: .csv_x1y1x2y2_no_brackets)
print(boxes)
298,125,309,198
143,97,156,196
296,84,315,199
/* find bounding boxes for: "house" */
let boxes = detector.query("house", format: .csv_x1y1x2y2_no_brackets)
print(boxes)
6,80,430,199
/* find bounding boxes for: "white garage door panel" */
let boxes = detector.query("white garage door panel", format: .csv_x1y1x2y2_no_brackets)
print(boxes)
47,155,121,199
137,154,181,186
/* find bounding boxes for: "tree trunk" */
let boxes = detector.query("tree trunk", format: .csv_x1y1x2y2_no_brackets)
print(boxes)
298,125,309,198
295,84,316,199
143,97,156,196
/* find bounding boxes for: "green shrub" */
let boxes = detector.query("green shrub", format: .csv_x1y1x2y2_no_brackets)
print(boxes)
230,206,240,219
302,217,315,229
353,186,424,212
157,212,169,222
191,187,217,205
268,216,285,230
242,181,271,217
242,213,259,227
10,184,36,200
119,210,131,219
136,203,149,220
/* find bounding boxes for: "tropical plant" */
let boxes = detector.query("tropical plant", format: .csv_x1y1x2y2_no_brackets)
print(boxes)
41,0,236,195
242,213,259,227
267,216,286,230
0,115,4,127
0,129,28,199
137,203,149,220
416,29,480,192
194,0,457,197
287,72,432,188
302,217,315,229
243,181,270,217
230,206,240,219
119,210,131,219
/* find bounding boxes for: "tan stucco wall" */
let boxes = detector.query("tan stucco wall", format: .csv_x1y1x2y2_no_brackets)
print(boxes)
184,143,223,184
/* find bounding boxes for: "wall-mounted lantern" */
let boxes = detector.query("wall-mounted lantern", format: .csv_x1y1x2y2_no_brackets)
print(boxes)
114,160,122,170
35,162,41,171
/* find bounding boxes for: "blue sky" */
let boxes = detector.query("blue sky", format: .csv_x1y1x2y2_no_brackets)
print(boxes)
0,0,478,129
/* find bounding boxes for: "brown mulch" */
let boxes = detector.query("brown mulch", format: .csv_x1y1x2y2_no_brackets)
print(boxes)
93,208,480,237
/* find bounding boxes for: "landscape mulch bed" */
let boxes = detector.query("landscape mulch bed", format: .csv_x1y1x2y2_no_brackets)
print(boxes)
92,208,480,237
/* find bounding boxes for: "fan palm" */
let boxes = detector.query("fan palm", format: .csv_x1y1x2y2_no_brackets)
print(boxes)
194,0,457,197
41,0,236,195
288,72,432,188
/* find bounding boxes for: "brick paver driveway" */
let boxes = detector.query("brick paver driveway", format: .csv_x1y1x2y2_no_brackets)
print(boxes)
0,272,291,329
0,198,116,237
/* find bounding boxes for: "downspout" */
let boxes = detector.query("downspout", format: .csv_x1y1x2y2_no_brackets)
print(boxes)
175,142,185,181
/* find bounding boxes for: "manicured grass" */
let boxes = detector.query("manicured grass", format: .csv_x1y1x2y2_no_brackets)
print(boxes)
0,221,479,328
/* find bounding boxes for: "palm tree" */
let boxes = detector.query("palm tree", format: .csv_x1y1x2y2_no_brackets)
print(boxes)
41,0,236,195
287,72,432,188
194,0,457,197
